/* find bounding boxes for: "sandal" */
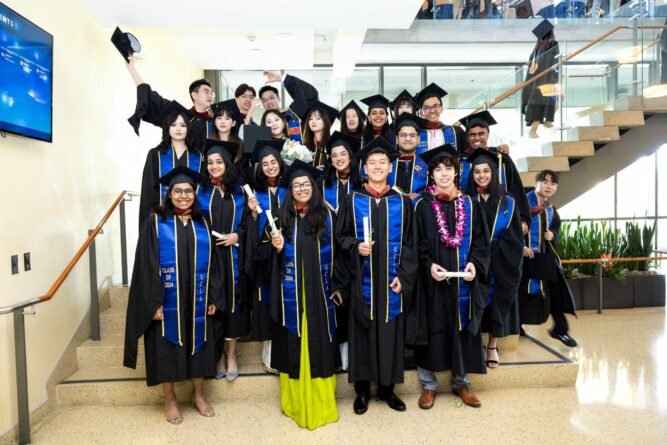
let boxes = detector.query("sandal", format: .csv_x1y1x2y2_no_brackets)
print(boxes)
164,400,183,425
215,354,226,379
192,396,215,417
486,346,500,368
262,364,280,375
226,354,240,382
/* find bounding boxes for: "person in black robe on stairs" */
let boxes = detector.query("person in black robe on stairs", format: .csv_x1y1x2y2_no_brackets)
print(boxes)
413,145,490,410
124,166,223,425
336,138,419,415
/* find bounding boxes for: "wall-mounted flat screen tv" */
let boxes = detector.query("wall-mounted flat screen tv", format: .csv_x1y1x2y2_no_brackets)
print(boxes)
0,2,53,142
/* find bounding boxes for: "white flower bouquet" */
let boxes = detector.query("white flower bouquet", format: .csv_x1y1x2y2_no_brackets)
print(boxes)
280,139,313,165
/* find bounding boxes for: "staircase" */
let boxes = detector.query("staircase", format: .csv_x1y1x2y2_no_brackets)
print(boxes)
516,95,667,186
55,286,578,407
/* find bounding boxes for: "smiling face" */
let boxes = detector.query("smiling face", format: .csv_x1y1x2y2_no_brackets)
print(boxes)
261,154,280,179
214,112,235,135
330,145,351,172
345,109,359,132
467,125,489,149
236,89,255,113
308,110,324,133
207,153,225,179
260,90,280,110
290,175,313,206
472,162,492,189
169,115,188,142
170,182,195,210
365,152,392,183
431,160,457,192
396,125,419,153
264,112,286,138
421,96,443,123
369,108,388,129
535,174,558,199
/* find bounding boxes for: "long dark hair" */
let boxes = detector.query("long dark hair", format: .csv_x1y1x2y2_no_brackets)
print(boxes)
362,114,393,144
156,111,197,154
302,108,332,149
279,179,328,242
261,109,289,139
465,161,508,212
340,108,366,137
205,152,239,192
253,152,286,191
535,30,556,54
211,107,243,162
155,184,205,222
391,98,414,121
427,155,461,188
323,148,363,189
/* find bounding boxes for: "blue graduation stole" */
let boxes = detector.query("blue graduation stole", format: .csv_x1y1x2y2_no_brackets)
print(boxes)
474,194,516,306
352,192,404,323
450,195,475,330
526,190,553,297
156,215,211,354
418,125,457,150
460,150,507,192
157,147,202,205
255,186,288,304
283,109,303,144
197,184,246,312
323,175,356,212
280,211,336,340
388,154,430,195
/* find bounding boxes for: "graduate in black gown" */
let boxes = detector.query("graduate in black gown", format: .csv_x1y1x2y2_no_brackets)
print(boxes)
413,145,490,410
257,160,346,430
392,113,429,199
339,100,366,140
459,111,531,233
465,149,524,369
245,139,288,373
302,101,339,167
519,170,577,347
390,89,416,120
198,140,250,382
414,83,466,152
124,166,222,424
138,102,203,228
360,94,394,147
336,138,419,414
210,99,253,182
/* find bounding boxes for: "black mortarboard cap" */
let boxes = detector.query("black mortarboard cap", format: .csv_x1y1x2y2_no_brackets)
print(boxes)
210,99,243,124
157,165,203,187
357,137,400,162
251,139,285,163
203,139,239,161
280,159,324,188
325,131,362,156
304,101,339,124
458,110,498,130
419,144,458,165
361,94,391,112
390,89,415,108
111,27,141,62
157,100,194,126
415,83,448,107
532,19,554,39
465,147,499,168
339,100,367,122
394,112,428,132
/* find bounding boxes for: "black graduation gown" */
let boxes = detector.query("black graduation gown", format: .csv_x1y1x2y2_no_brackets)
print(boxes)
127,83,211,150
336,188,419,386
138,147,203,228
413,194,490,376
256,211,345,379
519,207,577,325
207,187,250,352
283,74,319,120
478,194,524,338
521,41,559,124
123,214,222,386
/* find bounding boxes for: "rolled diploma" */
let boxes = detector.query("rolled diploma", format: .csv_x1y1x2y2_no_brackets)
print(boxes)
211,230,240,247
264,209,279,235
442,271,473,278
363,216,371,244
242,184,263,214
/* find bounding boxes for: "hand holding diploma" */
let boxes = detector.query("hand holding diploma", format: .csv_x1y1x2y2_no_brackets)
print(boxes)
243,185,262,214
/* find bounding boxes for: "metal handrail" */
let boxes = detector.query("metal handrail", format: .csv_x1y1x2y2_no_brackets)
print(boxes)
2,189,139,445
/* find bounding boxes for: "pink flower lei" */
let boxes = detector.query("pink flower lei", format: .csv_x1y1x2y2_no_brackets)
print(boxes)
427,184,467,248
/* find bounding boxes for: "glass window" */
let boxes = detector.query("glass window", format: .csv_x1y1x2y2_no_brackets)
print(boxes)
383,67,422,103
658,144,667,215
617,154,656,218
559,175,615,220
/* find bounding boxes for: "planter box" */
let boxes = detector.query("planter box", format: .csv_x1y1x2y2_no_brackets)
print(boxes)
566,274,665,310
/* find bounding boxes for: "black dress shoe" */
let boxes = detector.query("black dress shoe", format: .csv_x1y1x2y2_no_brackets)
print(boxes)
549,330,578,347
378,393,407,412
353,393,370,415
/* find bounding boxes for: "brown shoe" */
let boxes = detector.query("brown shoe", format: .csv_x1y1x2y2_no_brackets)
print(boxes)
418,389,436,410
452,386,481,408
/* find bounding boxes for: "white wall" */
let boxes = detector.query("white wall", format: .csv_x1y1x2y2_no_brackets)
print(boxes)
0,0,203,436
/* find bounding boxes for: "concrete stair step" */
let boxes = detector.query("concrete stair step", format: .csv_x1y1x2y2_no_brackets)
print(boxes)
541,141,594,158
612,95,644,111
100,306,127,336
584,110,645,128
520,172,540,185
565,125,621,142
575,101,613,119
642,95,667,112
516,156,570,173
110,286,129,308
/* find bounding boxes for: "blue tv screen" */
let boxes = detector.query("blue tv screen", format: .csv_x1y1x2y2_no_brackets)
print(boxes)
0,3,53,142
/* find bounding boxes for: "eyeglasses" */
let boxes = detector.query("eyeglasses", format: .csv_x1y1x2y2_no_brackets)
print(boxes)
240,94,255,100
172,188,195,197
291,182,313,191
398,132,418,139
421,104,442,113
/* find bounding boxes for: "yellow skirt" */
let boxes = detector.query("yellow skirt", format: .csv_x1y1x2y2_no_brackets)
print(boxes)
280,313,338,430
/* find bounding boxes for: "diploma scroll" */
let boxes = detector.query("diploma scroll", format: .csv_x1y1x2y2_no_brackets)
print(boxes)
211,230,240,247
443,271,473,279
264,209,279,235
242,184,263,214
363,216,371,244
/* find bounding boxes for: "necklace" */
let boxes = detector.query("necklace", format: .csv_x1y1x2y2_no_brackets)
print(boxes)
428,184,466,248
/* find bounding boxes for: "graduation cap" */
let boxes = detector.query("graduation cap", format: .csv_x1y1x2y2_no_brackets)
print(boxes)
458,110,498,130
465,147,499,168
532,19,554,39
210,99,243,124
325,131,362,156
394,112,428,132
357,137,400,162
415,83,448,108
157,165,203,187
418,144,458,165
339,100,367,122
203,139,239,161
252,139,285,163
111,26,141,63
157,100,194,126
361,94,391,112
304,101,339,124
390,89,415,108
280,159,324,188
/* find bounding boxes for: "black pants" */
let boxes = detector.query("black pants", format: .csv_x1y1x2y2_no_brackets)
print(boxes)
354,380,394,398
549,280,569,335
